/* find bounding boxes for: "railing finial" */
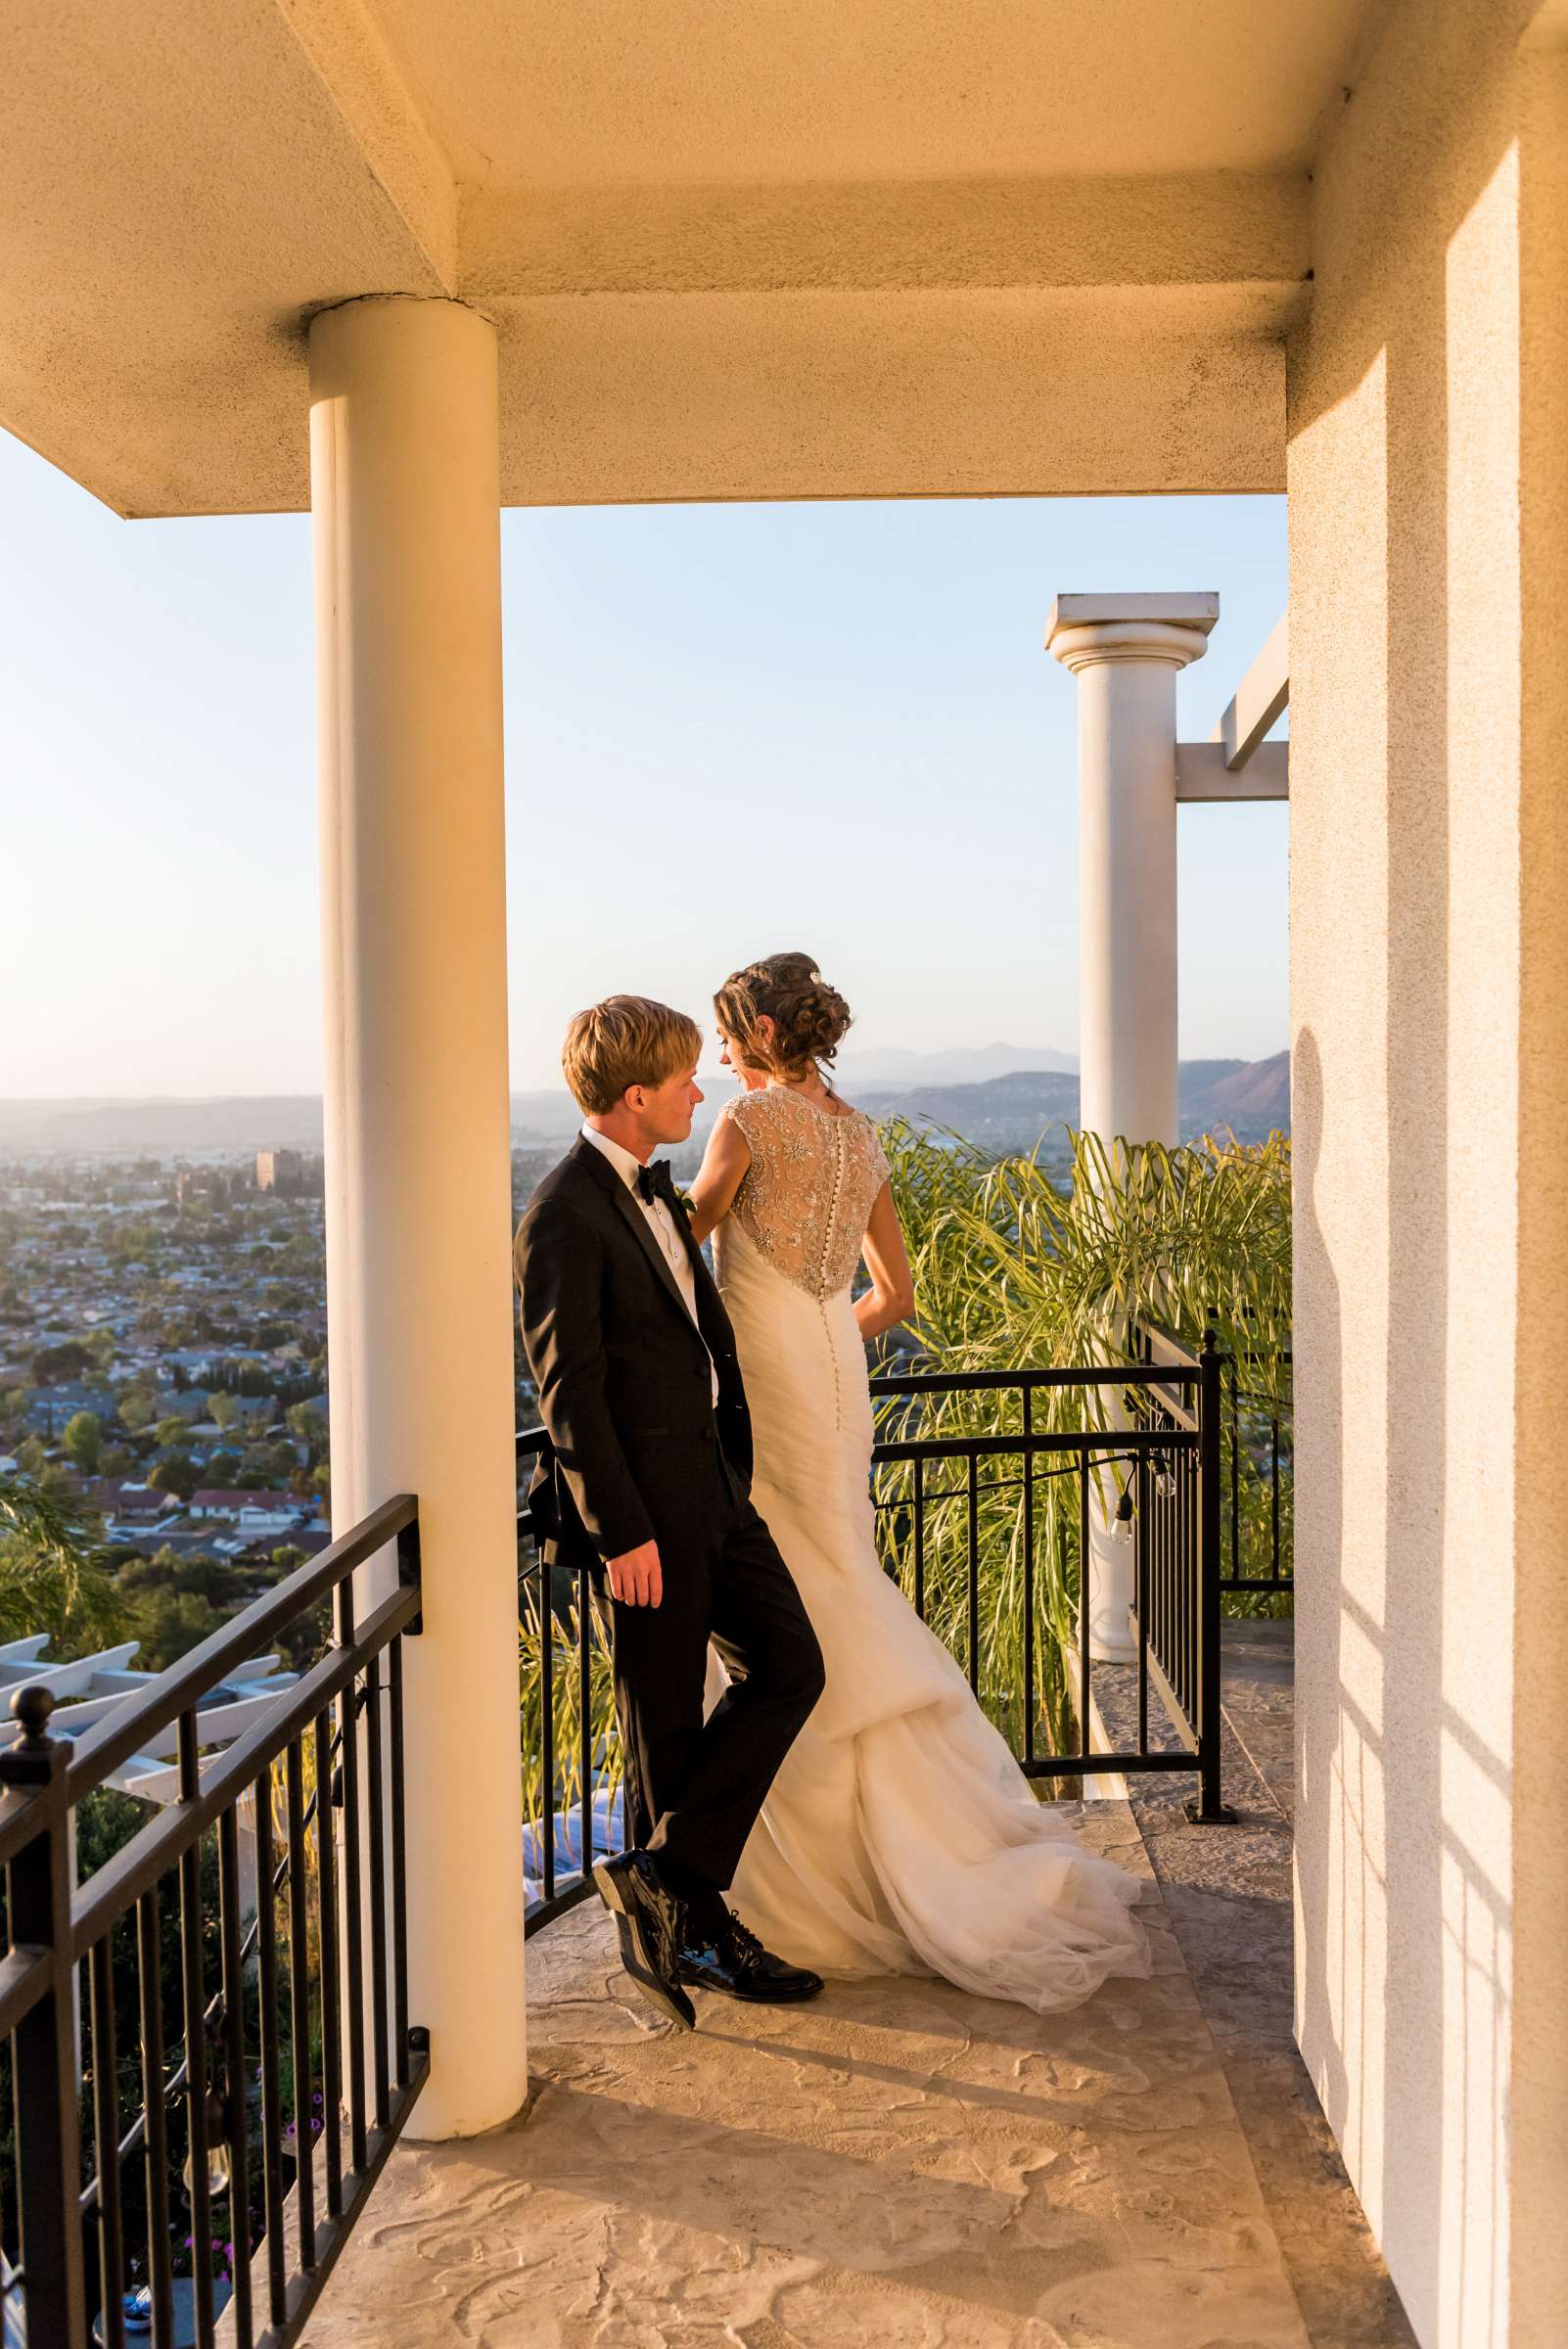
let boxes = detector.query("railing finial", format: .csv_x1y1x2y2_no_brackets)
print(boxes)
10,1681,55,1749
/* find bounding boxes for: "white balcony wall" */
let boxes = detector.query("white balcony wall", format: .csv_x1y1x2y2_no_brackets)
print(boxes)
1287,5,1568,2343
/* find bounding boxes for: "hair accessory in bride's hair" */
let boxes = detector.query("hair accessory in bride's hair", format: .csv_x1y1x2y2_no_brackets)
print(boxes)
715,950,853,1075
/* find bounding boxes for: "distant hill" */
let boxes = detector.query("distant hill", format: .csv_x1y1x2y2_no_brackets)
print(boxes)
0,1088,625,1154
0,1096,326,1153
0,1049,1288,1157
857,1069,1080,1145
1187,1049,1290,1133
858,1052,1290,1151
836,1041,1078,1086
508,1091,591,1146
512,1044,1083,1145
1176,1059,1248,1104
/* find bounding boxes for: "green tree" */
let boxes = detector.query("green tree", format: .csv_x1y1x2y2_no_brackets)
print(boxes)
265,1549,333,1671
210,1392,242,1437
117,1388,156,1435
173,1553,241,1606
122,1584,222,1669
0,1474,126,1652
286,1401,325,1450
115,1549,177,1593
62,1409,104,1475
148,1451,201,1501
31,1337,90,1384
84,1326,116,1373
155,1414,189,1449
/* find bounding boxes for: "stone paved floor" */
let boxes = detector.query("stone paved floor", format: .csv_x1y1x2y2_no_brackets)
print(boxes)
1091,1621,1416,2349
312,1803,1316,2349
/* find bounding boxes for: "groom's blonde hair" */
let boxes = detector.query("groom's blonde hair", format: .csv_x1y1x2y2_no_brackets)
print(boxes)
563,995,703,1116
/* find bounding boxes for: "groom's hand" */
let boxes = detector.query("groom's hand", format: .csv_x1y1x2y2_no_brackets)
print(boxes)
606,1539,663,1608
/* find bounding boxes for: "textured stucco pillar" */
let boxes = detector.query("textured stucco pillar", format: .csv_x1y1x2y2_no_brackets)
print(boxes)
309,295,528,2140
1046,594,1216,1660
1289,8,1568,2344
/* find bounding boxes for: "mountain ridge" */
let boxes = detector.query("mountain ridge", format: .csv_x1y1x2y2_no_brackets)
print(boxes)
856,1050,1289,1146
0,1050,1289,1154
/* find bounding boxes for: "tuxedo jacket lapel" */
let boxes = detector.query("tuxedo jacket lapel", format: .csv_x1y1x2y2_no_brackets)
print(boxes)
669,1191,731,1353
571,1135,708,1346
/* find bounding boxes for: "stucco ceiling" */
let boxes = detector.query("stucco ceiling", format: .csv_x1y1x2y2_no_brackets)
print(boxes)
0,0,1382,516
375,0,1373,186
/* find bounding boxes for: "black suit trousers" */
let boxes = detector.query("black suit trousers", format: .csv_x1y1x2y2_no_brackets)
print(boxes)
591,1436,824,1902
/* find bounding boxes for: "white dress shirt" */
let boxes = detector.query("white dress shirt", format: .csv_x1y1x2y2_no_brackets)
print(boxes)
580,1124,719,1405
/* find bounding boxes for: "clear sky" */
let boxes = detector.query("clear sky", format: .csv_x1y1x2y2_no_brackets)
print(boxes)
1,427,1287,1094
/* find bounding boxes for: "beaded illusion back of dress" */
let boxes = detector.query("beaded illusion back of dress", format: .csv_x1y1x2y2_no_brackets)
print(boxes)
719,1086,890,1301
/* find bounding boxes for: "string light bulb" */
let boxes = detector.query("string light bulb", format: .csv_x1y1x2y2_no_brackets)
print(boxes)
183,2081,232,2201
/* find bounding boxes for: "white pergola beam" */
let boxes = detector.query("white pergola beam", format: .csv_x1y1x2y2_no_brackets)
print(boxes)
120,1757,252,1803
1212,611,1288,768
55,1687,297,1756
0,1643,142,1697
1176,738,1289,800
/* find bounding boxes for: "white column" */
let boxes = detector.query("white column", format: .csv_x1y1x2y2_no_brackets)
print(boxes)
309,295,528,2140
1046,593,1216,1661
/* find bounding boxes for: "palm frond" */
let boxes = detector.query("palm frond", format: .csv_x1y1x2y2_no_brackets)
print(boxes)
0,1471,128,1652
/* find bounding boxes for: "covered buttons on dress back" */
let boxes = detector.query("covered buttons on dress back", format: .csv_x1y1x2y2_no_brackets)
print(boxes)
721,1088,889,1303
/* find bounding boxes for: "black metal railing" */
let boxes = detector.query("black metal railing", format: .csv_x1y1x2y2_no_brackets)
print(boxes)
513,1324,1234,1933
516,1430,613,1939
0,1496,427,2349
868,1325,1232,1822
1218,1350,1293,1591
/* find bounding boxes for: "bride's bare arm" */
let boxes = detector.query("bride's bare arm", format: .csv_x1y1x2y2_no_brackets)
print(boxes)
855,1182,916,1341
685,1115,752,1244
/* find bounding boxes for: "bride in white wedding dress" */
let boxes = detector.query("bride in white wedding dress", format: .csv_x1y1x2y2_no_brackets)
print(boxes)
687,952,1150,2013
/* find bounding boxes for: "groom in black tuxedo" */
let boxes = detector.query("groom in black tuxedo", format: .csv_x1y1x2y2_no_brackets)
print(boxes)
514,994,825,2027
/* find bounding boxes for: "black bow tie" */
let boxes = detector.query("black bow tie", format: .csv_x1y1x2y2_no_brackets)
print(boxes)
636,1159,677,1207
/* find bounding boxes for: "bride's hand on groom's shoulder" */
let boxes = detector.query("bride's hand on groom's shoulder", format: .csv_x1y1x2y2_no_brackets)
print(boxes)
606,1539,663,1608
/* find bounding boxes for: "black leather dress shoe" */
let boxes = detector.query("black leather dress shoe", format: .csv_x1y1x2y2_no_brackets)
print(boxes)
592,1851,696,2030
678,1912,825,2004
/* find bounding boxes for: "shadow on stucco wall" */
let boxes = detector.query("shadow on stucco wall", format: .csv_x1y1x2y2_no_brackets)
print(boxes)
1288,1023,1347,2137
1375,231,1453,2330
1511,44,1568,2348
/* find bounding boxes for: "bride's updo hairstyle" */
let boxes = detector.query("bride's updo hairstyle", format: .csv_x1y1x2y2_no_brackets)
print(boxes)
715,952,853,1082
